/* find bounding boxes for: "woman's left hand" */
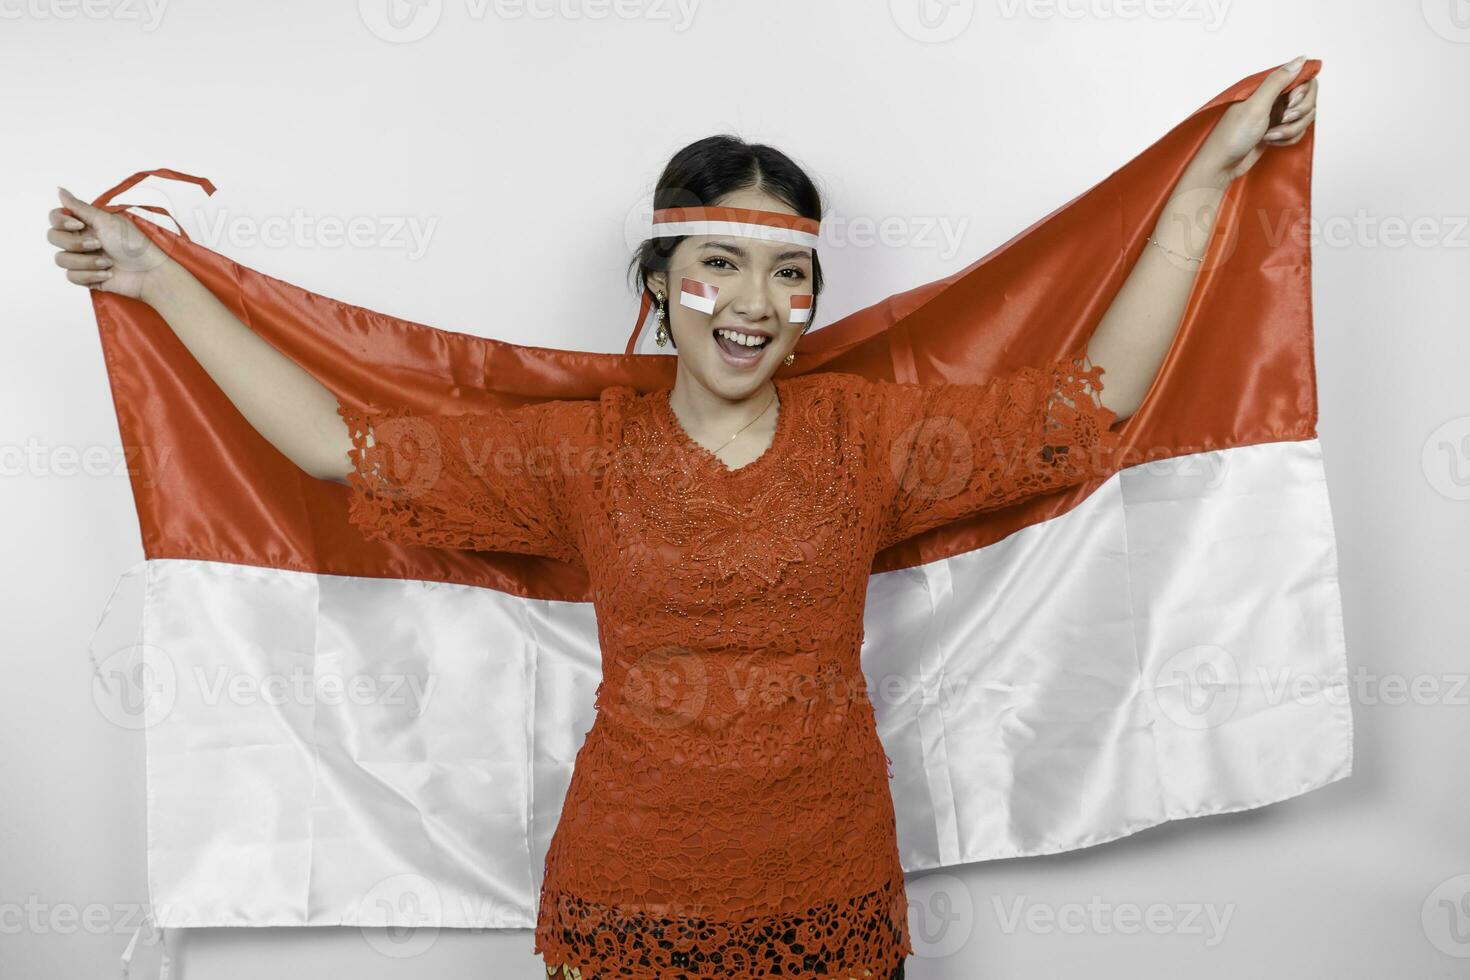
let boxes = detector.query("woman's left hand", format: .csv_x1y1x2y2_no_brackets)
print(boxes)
1197,55,1319,184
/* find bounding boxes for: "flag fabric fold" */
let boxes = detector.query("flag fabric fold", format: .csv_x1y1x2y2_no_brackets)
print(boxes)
82,60,1349,935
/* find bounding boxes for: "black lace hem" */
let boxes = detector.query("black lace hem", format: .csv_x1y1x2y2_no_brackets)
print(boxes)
534,876,911,979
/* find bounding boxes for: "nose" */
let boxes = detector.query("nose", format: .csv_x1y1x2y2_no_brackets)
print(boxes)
727,272,777,324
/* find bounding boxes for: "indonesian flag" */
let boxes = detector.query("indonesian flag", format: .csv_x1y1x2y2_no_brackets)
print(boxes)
85,60,1349,953
789,293,813,324
679,276,718,314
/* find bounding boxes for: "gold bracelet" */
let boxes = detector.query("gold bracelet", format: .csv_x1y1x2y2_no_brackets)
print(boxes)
1146,235,1204,264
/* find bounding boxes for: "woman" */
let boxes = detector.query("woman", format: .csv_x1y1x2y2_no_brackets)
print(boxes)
49,57,1316,980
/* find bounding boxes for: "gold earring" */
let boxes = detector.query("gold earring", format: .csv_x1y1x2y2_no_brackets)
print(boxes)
784,320,809,364
653,292,669,348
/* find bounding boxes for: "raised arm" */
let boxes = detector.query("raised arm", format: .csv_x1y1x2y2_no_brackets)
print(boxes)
1085,56,1318,420
50,187,354,483
52,186,600,561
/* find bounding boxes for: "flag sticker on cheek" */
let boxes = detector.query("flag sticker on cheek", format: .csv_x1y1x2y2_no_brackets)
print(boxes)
789,294,813,325
679,278,719,315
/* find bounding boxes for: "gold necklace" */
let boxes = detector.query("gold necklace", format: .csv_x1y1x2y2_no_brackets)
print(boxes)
712,386,778,455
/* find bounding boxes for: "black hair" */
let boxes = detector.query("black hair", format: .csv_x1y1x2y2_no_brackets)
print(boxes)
626,135,825,351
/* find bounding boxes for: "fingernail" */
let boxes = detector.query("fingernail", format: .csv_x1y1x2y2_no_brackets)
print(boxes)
1264,130,1282,140
82,238,99,249
65,219,84,230
1282,109,1298,122
95,257,112,268
100,270,113,279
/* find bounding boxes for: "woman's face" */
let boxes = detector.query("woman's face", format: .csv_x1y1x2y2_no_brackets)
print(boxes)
650,187,814,399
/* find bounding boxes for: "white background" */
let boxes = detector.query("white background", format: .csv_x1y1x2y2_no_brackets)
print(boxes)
3,0,1467,976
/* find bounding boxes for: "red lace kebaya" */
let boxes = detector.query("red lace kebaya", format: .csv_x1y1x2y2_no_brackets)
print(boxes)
337,356,1121,979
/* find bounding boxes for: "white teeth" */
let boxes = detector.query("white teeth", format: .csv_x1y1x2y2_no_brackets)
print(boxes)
715,328,769,348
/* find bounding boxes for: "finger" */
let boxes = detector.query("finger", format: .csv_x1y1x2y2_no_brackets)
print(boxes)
1271,103,1316,134
1282,105,1316,134
1244,55,1308,113
46,226,103,252
1264,114,1311,142
54,248,113,271
57,186,105,227
65,268,114,286
1283,79,1317,121
1287,76,1316,110
1264,106,1316,142
49,205,86,232
1279,107,1317,144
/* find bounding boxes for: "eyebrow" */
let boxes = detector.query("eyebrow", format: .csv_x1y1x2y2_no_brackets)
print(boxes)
699,240,813,262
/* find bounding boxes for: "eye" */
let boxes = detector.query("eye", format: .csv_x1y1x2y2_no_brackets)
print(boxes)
778,267,807,281
703,257,734,270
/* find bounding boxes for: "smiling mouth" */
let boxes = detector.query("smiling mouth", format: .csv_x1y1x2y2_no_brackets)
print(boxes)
712,327,772,360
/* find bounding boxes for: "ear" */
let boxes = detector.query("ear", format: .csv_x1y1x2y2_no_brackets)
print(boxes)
647,271,668,299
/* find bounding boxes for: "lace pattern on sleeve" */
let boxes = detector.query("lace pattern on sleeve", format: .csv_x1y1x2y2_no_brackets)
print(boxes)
335,398,593,563
867,351,1122,551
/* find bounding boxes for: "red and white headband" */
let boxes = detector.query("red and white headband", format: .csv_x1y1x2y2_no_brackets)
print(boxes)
649,205,821,249
624,205,821,354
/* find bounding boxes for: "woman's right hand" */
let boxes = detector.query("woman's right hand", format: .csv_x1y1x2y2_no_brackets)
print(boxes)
50,184,358,481
49,186,174,301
